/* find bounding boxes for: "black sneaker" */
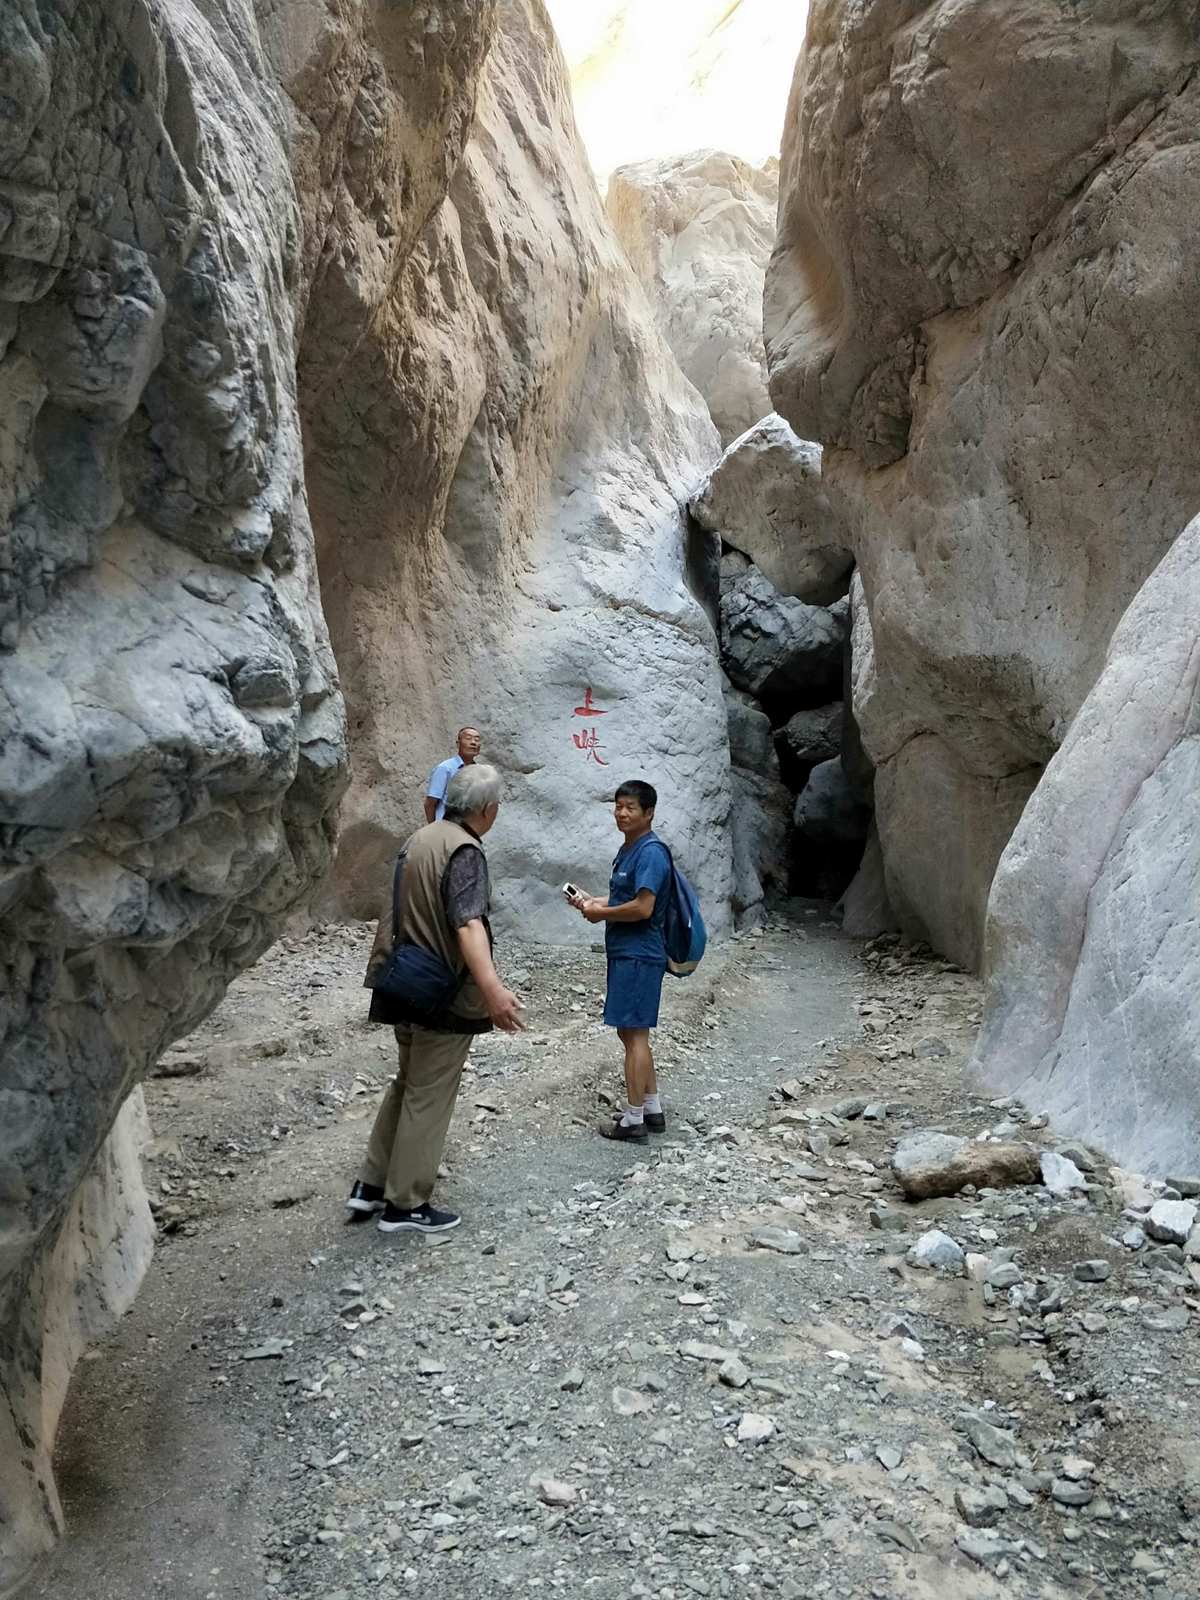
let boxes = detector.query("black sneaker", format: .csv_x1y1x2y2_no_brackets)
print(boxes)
345,1180,385,1217
377,1202,461,1234
612,1108,666,1133
599,1118,648,1142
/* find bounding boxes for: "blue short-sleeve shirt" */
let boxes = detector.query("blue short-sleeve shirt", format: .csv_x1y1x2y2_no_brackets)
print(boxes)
426,754,464,819
605,831,671,963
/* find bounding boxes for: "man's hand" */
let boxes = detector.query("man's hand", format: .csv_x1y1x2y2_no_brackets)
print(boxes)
579,897,607,925
483,982,526,1033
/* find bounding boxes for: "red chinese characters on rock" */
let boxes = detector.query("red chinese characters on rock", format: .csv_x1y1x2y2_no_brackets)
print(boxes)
573,687,608,718
571,687,609,764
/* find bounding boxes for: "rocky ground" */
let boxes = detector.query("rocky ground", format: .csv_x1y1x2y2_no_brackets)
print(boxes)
29,910,1200,1600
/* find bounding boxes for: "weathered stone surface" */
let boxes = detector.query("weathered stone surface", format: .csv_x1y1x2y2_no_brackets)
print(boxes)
724,685,790,928
780,703,843,767
720,565,844,709
608,152,777,445
0,1,351,1584
892,1133,1040,1201
296,0,733,940
765,1,1200,970
974,516,1200,1175
691,416,852,600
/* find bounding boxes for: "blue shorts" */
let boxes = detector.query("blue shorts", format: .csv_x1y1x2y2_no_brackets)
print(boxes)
603,956,667,1030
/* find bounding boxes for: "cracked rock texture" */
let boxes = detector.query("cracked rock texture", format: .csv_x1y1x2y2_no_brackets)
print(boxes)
974,513,1200,1175
0,0,349,1587
765,0,1200,969
295,0,733,941
607,150,777,446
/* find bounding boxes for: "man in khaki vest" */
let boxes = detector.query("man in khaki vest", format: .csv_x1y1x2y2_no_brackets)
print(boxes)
347,763,524,1233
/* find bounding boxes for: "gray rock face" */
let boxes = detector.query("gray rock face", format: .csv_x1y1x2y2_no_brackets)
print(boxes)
691,415,852,601
720,565,844,708
724,684,790,927
296,0,733,941
974,515,1200,1174
764,1,1200,969
793,759,871,847
892,1132,1040,1201
0,0,350,1584
607,151,778,446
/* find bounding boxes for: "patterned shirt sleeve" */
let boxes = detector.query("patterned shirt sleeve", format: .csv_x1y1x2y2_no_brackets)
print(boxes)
442,845,489,929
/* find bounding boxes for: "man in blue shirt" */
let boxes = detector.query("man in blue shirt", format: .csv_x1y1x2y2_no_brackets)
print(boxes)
570,779,672,1142
424,726,482,822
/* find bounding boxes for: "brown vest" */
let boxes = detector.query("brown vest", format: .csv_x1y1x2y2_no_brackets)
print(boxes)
368,820,490,1025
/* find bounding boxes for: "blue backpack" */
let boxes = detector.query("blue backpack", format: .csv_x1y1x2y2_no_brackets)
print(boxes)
658,843,707,977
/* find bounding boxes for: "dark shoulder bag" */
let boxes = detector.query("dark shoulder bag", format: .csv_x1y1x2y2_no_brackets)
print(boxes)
365,855,464,1021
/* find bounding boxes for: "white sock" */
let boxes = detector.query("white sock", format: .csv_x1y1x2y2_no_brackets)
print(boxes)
643,1093,662,1114
620,1103,644,1126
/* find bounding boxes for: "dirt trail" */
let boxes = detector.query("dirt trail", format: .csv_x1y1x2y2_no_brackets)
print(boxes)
28,912,1199,1600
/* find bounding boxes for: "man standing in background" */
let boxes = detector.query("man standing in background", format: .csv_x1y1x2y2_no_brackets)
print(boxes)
424,726,482,822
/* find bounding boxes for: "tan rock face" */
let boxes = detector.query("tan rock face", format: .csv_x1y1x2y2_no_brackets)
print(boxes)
607,151,777,445
764,0,1200,966
0,1,350,1584
296,0,734,939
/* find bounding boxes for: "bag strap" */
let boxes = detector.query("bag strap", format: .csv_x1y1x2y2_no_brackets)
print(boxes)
391,852,405,946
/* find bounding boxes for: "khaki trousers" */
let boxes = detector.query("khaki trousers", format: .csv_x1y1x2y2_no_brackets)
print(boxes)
361,1026,473,1208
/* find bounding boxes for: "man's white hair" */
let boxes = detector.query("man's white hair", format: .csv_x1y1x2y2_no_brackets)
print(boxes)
443,761,502,819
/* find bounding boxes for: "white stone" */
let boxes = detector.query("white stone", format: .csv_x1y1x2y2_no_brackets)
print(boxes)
1145,1200,1198,1247
737,1413,775,1444
1040,1152,1088,1198
907,1231,966,1274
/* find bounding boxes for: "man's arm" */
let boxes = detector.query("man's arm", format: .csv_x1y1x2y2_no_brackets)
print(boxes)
457,920,525,1032
424,759,449,822
581,889,655,925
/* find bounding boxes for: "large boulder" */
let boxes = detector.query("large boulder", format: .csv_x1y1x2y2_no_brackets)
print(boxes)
607,150,777,445
973,515,1200,1175
292,1,733,941
780,703,843,767
691,415,852,601
0,0,351,1584
764,1,1200,968
720,566,845,710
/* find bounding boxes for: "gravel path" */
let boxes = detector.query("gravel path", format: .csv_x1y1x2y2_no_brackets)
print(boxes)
28,914,1200,1600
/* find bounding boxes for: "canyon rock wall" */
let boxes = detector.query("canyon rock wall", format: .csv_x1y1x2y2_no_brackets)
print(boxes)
295,0,734,942
974,515,1200,1175
607,151,777,446
765,0,1200,970
0,1,350,1586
